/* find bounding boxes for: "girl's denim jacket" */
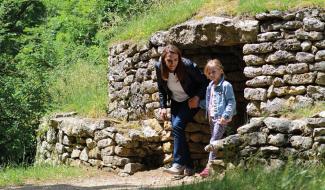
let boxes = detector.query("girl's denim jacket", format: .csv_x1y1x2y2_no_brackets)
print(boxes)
205,76,236,120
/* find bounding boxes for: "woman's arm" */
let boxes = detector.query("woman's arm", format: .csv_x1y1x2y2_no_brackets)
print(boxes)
155,62,168,108
155,62,169,120
185,60,209,100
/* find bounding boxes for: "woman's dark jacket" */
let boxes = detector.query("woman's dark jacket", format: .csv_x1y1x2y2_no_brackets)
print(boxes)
155,58,209,108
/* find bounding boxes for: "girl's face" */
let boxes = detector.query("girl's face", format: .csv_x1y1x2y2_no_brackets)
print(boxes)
164,52,179,72
207,67,222,84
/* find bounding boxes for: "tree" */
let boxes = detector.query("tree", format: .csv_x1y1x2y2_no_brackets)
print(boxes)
0,0,47,164
0,0,157,165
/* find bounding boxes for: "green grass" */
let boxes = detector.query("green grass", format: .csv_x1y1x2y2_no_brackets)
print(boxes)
237,0,325,14
49,62,107,118
280,101,325,119
0,164,88,187
161,162,325,190
106,0,206,45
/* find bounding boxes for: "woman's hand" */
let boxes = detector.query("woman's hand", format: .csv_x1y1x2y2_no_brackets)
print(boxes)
159,108,168,121
188,96,200,109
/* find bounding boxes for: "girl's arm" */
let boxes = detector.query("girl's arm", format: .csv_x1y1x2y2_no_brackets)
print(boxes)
222,82,236,120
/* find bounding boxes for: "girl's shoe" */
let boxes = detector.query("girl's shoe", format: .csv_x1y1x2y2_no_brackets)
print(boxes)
199,167,209,178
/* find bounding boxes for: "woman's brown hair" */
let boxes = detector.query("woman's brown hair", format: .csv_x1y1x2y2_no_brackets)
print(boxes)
160,44,185,81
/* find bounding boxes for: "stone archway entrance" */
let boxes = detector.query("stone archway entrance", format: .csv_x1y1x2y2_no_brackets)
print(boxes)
151,16,260,131
108,16,259,128
183,45,247,132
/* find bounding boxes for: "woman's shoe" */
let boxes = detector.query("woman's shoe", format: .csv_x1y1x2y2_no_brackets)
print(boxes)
199,167,209,178
163,164,185,175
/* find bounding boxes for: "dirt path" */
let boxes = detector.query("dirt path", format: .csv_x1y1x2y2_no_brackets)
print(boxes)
5,167,204,190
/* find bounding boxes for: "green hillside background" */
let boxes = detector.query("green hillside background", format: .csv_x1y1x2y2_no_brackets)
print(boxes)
0,0,324,177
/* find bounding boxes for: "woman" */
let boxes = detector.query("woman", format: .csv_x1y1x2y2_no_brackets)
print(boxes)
155,44,208,176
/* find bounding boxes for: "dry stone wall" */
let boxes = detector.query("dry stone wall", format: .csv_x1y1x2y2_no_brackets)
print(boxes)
36,111,325,175
244,9,325,117
37,113,165,176
208,112,325,173
36,112,213,174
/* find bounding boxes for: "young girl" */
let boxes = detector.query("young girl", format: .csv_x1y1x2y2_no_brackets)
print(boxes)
199,59,236,178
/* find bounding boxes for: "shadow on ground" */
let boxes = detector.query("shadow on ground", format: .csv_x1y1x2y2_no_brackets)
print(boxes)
3,183,158,190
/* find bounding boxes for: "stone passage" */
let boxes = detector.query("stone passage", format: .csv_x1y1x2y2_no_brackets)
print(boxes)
107,8,325,172
108,9,325,121
107,16,259,169
183,45,247,129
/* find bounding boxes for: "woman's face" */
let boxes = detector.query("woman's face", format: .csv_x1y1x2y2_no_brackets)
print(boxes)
164,52,179,72
207,67,222,83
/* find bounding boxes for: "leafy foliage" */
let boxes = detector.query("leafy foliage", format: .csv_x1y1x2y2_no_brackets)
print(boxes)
0,0,48,164
42,0,159,116
0,0,160,165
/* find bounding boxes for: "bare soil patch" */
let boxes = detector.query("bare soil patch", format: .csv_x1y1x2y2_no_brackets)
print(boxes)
5,167,203,190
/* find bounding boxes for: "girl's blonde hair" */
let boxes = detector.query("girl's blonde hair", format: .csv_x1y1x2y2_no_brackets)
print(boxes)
204,59,224,77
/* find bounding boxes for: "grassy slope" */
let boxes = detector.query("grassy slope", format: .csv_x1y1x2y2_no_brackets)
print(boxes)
49,62,107,118
237,0,325,14
280,101,325,119
107,0,207,45
111,0,325,44
0,165,93,187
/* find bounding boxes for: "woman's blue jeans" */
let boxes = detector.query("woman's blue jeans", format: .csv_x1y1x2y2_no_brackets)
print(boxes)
171,99,199,169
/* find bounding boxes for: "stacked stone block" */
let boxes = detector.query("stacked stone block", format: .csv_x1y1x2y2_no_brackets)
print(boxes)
160,109,212,167
108,42,161,121
37,112,218,172
208,112,325,172
37,113,164,176
243,9,325,117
